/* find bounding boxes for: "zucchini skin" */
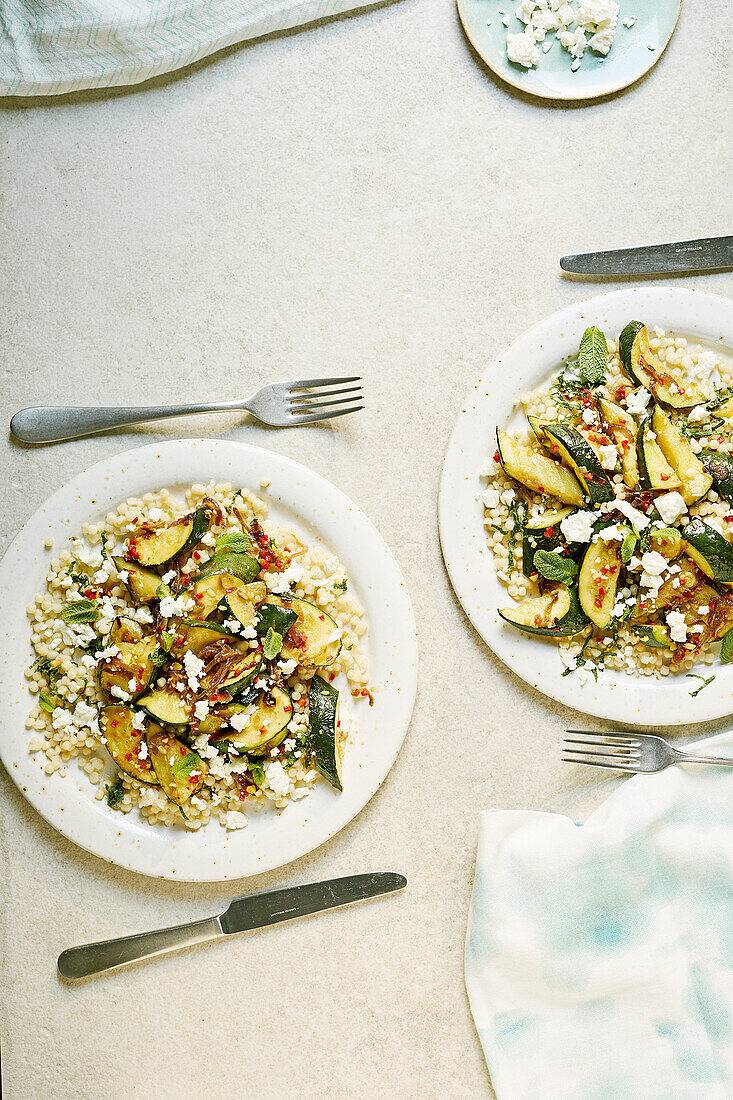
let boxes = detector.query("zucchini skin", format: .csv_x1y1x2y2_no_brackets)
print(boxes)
308,675,342,791
636,415,680,492
598,396,639,489
496,429,584,507
540,423,614,505
499,584,588,637
619,322,705,409
630,624,674,649
578,541,621,629
700,450,733,505
522,516,583,579
681,518,733,584
651,405,712,504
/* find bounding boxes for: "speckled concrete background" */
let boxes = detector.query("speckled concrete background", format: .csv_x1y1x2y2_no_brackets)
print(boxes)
1,1,731,1096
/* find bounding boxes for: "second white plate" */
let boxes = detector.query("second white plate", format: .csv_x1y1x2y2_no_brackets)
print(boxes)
0,440,418,880
439,287,733,727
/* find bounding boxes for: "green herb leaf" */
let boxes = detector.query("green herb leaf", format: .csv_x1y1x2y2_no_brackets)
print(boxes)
533,550,579,582
333,579,347,593
263,627,283,660
249,762,265,787
171,752,202,779
67,561,88,587
150,646,169,667
105,775,124,809
155,581,172,601
686,673,716,697
60,599,99,624
215,531,254,554
720,630,733,665
100,532,110,559
578,326,608,387
160,630,174,653
620,529,637,564
34,657,63,691
38,692,58,713
256,603,298,638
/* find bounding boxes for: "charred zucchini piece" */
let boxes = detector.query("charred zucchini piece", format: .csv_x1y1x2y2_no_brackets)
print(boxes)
682,518,733,583
109,616,145,644
713,396,733,419
222,579,268,631
598,397,639,488
496,429,584,507
499,583,588,637
636,415,681,492
269,596,342,667
98,637,159,700
633,557,700,620
700,450,733,505
212,685,292,753
114,557,162,604
170,620,239,657
649,528,683,560
130,508,208,567
218,651,262,695
619,322,706,409
651,406,712,504
309,675,342,792
195,550,261,585
188,573,228,620
540,423,614,505
147,728,206,805
197,701,255,737
630,624,674,649
521,508,577,579
99,705,159,784
137,688,192,726
578,541,622,629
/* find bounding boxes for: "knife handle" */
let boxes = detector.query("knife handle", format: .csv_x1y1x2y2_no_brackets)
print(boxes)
58,915,222,980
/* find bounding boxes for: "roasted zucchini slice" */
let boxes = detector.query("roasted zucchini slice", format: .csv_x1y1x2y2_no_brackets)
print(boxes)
147,728,206,805
632,557,700,620
521,508,575,578
222,579,268,630
98,637,159,700
109,616,145,645
217,652,262,695
681,518,733,583
137,688,192,727
619,322,706,409
114,557,162,604
269,596,342,667
195,550,261,585
540,423,614,506
598,396,639,488
636,415,681,492
499,583,588,637
630,624,674,649
699,450,733,505
188,573,229,620
212,685,292,753
578,541,621,629
649,528,683,560
651,406,713,504
99,705,160,784
308,675,342,792
197,700,256,737
129,508,208,568
170,620,239,657
496,429,584,507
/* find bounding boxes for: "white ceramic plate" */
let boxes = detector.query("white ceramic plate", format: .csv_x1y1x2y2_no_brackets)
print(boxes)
439,288,733,726
457,0,680,102
0,440,417,880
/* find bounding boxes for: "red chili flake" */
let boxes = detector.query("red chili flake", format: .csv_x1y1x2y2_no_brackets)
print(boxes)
193,551,202,560
544,527,553,538
719,435,725,444
598,587,606,598
493,451,500,463
586,471,594,480
621,439,630,451
534,615,542,626
600,566,609,576
328,671,336,681
661,473,669,481
609,564,618,574
125,752,133,760
318,614,325,621
283,705,292,713
111,720,119,728
594,597,603,608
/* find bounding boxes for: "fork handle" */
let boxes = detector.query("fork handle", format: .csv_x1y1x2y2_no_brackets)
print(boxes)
676,750,733,767
10,401,248,444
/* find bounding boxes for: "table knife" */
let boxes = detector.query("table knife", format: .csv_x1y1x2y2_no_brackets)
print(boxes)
57,872,406,980
560,235,733,276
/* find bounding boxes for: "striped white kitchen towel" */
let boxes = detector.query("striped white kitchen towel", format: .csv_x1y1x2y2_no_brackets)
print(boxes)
0,0,385,96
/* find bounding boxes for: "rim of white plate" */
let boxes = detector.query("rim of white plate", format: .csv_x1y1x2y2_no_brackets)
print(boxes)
0,440,418,881
439,287,733,726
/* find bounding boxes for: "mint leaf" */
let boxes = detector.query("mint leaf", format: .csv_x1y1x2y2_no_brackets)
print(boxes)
171,752,202,779
160,630,174,653
533,550,578,582
61,599,99,624
105,775,124,808
333,579,347,593
620,529,637,564
263,627,283,660
578,326,608,387
720,630,733,664
256,603,297,638
249,762,265,787
215,531,254,553
38,692,58,713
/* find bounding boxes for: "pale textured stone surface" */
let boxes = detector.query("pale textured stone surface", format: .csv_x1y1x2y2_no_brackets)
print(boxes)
0,1,732,1096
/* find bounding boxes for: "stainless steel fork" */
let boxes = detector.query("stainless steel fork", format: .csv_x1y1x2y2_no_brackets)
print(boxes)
10,376,364,443
562,730,733,774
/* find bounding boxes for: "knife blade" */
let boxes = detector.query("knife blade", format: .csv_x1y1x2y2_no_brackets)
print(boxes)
560,235,733,276
58,872,406,981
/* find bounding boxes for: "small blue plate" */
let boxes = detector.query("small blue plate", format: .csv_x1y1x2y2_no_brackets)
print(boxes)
457,0,681,101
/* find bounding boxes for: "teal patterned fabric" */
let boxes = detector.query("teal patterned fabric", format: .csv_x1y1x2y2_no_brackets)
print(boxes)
0,0,380,95
465,733,733,1099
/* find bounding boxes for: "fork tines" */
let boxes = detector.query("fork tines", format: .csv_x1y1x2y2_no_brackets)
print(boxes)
287,376,364,424
562,729,641,771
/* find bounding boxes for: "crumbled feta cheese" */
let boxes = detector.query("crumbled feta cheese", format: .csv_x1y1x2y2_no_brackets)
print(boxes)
596,523,624,542
229,706,257,732
666,609,687,643
698,605,710,616
161,570,176,584
481,489,501,509
687,405,711,427
560,509,597,543
110,685,130,701
506,30,541,67
500,489,516,506
599,443,618,470
60,622,97,649
159,593,194,618
622,15,636,28
615,500,650,531
654,491,687,526
277,658,298,677
127,678,137,691
263,562,305,596
194,699,210,720
183,650,205,692
582,407,596,425
131,711,147,731
226,810,248,830
138,740,148,760
94,644,120,663
625,388,652,415
118,570,129,583
264,760,292,797
558,26,587,59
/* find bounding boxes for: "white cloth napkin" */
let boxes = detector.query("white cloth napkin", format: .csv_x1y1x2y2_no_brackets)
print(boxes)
466,732,733,1100
0,0,384,96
